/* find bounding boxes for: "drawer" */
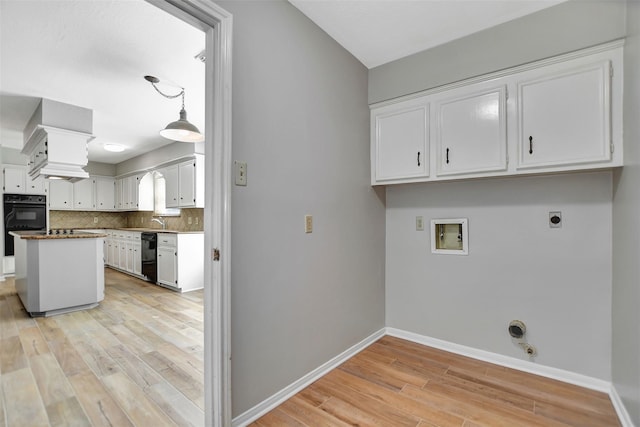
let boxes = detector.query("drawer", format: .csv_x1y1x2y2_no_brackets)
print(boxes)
157,233,177,247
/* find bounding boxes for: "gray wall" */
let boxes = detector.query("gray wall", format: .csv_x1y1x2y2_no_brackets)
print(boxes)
386,172,612,379
369,0,627,104
612,0,640,423
216,0,386,417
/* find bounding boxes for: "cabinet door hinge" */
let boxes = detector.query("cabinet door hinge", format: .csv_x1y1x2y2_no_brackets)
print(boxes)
611,143,615,154
610,65,614,78
212,248,220,261
505,87,509,101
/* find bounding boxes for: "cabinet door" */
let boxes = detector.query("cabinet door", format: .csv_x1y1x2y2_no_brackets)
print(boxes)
126,242,134,273
109,240,119,267
3,166,26,193
133,243,141,275
49,180,73,210
178,161,196,207
73,178,94,210
163,166,179,208
435,86,507,176
118,242,127,270
157,246,177,286
95,177,115,210
25,175,46,195
518,60,611,169
372,100,429,183
129,175,140,210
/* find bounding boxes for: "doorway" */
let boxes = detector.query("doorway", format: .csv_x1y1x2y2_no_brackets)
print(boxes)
147,1,232,425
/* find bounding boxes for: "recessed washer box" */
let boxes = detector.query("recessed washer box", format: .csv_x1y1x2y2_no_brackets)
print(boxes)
430,218,468,255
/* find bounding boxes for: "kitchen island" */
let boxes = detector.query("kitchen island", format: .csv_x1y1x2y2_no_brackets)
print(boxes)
11,230,106,317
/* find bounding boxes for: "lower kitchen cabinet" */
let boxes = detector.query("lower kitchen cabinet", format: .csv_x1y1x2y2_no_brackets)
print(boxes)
157,232,204,292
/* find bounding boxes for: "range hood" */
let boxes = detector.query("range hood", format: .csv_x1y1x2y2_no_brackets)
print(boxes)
21,99,94,181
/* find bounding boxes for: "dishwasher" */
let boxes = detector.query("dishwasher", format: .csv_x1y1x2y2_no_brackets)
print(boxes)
141,232,157,283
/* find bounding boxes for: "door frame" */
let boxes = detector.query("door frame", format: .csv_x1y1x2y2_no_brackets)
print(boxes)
147,1,233,425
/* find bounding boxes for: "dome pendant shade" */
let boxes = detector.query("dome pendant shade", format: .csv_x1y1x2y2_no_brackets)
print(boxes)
159,108,204,143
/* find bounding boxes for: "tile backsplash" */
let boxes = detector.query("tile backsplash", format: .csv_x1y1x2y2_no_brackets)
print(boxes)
50,208,204,232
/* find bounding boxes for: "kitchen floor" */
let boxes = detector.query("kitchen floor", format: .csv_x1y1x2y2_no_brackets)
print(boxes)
0,268,204,426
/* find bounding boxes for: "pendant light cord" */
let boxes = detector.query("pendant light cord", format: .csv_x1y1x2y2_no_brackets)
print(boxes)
149,82,185,110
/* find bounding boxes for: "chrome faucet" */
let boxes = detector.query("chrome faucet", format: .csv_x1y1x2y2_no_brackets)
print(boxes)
151,216,166,230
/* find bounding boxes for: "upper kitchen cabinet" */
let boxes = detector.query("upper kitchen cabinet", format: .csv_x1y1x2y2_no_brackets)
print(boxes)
73,178,94,210
3,165,26,193
371,98,429,184
95,176,116,211
48,179,73,210
162,155,204,209
370,40,624,186
516,57,618,171
115,174,153,212
434,84,507,177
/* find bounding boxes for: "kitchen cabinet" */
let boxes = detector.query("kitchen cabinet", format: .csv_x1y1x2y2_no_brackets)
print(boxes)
48,179,74,210
3,165,47,195
162,165,180,208
157,232,203,292
95,176,116,210
370,41,623,186
517,60,612,170
371,98,429,184
73,178,94,209
3,165,26,193
161,156,204,209
434,84,507,176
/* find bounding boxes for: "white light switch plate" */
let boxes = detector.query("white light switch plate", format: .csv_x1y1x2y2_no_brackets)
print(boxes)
235,161,247,186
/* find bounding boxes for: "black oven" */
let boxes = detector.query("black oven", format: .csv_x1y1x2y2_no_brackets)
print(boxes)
4,194,47,256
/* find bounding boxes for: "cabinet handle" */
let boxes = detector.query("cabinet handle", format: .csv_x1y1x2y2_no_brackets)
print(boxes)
529,136,533,154
446,148,450,164
417,151,421,167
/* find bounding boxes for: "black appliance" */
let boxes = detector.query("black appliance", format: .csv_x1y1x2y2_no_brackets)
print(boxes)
3,194,47,256
141,232,157,283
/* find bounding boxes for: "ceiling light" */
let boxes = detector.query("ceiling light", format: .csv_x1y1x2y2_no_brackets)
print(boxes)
104,143,125,152
144,75,204,143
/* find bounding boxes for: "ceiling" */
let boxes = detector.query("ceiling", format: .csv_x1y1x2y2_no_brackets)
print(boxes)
0,0,565,165
0,0,205,164
289,0,567,69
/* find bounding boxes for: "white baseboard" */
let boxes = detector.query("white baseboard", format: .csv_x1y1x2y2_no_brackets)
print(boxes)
231,328,386,427
386,327,611,393
609,384,636,427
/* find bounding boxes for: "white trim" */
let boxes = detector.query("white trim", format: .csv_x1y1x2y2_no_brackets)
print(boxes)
609,385,636,427
232,328,386,427
386,327,611,392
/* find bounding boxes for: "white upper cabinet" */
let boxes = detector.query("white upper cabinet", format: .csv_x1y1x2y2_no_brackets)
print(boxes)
49,179,73,210
26,175,46,195
3,165,26,193
517,60,612,170
163,165,180,208
371,98,429,184
73,178,94,210
95,176,115,210
434,84,507,176
370,41,623,185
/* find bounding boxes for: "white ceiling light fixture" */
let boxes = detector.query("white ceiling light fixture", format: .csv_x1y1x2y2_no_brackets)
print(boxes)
103,143,126,152
144,75,204,143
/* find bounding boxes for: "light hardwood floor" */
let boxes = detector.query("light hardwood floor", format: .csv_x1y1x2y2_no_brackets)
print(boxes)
0,268,204,427
251,336,622,427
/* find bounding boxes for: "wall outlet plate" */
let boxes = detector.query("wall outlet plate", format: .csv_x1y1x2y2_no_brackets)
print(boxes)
416,216,424,231
549,211,562,228
305,215,313,233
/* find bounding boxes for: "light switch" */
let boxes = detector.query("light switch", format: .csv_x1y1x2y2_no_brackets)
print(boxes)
235,161,247,186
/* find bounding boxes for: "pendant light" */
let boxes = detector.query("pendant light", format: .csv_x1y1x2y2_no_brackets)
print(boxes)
144,75,204,143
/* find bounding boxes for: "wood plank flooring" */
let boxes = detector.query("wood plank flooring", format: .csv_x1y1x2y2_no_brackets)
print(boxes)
251,336,622,427
0,268,204,427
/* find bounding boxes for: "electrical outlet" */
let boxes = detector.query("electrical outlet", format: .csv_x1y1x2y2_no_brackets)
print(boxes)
305,215,313,233
141,217,144,224
195,217,199,225
188,217,193,225
93,217,98,224
416,216,424,231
